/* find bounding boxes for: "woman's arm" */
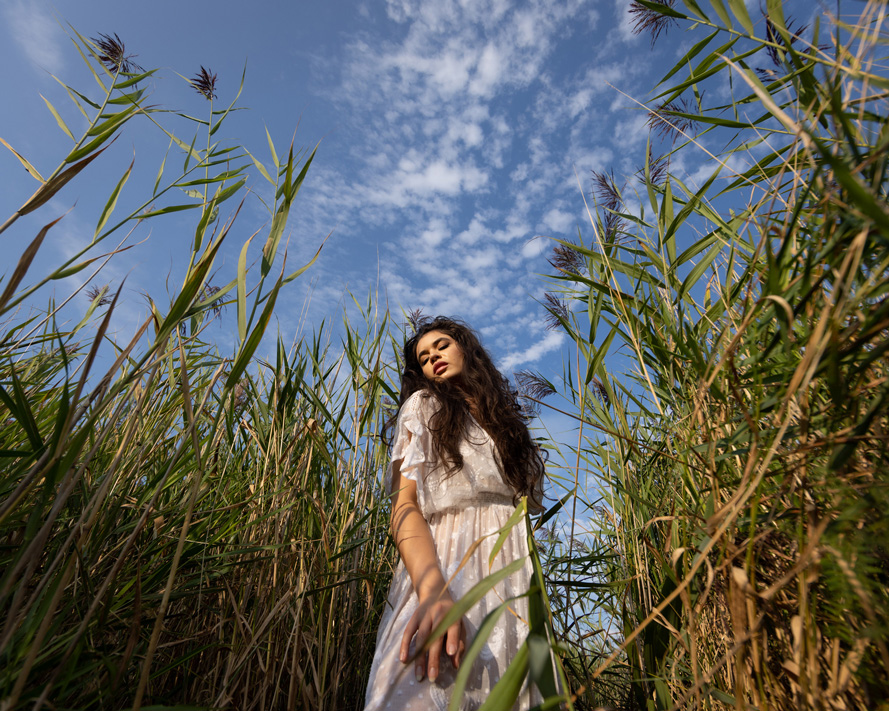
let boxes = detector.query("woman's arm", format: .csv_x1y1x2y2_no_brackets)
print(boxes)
390,458,466,682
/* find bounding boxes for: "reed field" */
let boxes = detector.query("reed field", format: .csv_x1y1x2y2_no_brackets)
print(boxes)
1,1,888,710
541,1,889,709
0,29,399,710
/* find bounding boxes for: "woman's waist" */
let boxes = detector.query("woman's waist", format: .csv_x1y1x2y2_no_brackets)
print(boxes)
425,491,518,517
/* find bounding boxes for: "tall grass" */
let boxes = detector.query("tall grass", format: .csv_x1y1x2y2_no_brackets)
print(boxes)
543,1,889,708
0,30,402,710
7,4,886,710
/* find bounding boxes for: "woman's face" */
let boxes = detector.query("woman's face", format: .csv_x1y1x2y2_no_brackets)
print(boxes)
416,330,465,383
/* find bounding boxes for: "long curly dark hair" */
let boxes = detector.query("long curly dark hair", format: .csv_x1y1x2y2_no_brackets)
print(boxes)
386,316,545,509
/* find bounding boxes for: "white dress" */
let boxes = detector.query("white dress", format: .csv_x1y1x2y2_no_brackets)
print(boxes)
364,391,540,711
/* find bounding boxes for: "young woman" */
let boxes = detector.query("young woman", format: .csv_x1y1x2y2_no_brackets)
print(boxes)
364,316,546,711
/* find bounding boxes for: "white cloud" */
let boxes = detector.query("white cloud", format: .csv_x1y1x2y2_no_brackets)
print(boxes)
385,0,415,23
540,207,575,235
500,330,565,371
3,0,63,73
568,88,593,118
521,237,548,258
613,114,649,151
569,147,615,175
418,217,449,247
614,0,639,43
469,42,504,97
456,215,489,246
298,0,636,354
397,158,488,196
684,152,749,189
462,247,499,271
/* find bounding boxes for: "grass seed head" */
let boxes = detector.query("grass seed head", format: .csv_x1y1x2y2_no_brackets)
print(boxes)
628,0,678,46
191,66,218,100
406,307,425,332
549,242,587,276
764,13,808,67
86,284,112,307
515,369,556,401
637,153,670,186
543,292,569,331
91,33,140,73
201,284,224,318
647,98,698,142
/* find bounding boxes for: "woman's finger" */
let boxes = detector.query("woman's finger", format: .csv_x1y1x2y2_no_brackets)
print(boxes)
400,609,420,663
414,617,433,681
426,630,445,682
415,650,427,682
445,621,461,664
451,618,467,668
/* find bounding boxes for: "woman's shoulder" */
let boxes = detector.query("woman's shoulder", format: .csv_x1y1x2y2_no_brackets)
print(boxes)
400,389,439,419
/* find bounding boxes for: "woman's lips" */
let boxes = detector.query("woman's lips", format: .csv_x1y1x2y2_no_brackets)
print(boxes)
434,362,447,374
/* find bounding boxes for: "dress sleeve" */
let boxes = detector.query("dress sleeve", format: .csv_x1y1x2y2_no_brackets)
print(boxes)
384,392,436,515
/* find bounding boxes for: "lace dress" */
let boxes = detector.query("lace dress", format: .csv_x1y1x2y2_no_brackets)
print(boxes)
364,391,540,711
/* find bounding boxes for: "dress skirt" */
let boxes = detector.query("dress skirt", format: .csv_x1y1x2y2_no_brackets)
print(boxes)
363,501,538,711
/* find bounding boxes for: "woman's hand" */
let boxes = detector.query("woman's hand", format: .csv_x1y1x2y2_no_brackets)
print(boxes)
399,590,467,683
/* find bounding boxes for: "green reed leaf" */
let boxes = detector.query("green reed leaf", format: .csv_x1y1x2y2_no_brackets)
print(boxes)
528,632,559,701
95,157,133,238
107,88,147,106
236,233,256,342
477,641,529,711
726,0,755,35
20,146,109,215
708,0,732,29
225,276,282,390
0,370,43,452
113,68,157,90
84,104,140,140
138,203,203,219
67,30,108,93
488,505,526,568
0,137,44,183
659,30,720,86
680,0,709,22
244,148,274,186
448,603,511,711
266,126,280,170
40,94,75,141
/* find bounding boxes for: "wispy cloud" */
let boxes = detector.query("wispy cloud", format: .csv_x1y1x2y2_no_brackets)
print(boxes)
500,329,565,371
614,0,639,43
2,0,63,73
282,0,658,369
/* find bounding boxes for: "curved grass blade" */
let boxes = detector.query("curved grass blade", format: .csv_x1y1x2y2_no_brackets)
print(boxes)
0,137,44,182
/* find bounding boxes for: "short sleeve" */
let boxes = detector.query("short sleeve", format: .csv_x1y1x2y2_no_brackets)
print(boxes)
384,392,437,514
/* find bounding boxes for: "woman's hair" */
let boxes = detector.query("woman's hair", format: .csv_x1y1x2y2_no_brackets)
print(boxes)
387,315,545,508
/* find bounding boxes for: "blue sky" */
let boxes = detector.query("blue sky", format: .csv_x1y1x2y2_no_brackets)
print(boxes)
0,0,671,368
1,0,816,481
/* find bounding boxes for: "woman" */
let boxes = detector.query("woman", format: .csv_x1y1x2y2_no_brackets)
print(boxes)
364,316,546,711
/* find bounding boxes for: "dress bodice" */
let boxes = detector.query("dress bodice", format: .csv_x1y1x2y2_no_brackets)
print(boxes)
385,391,516,518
